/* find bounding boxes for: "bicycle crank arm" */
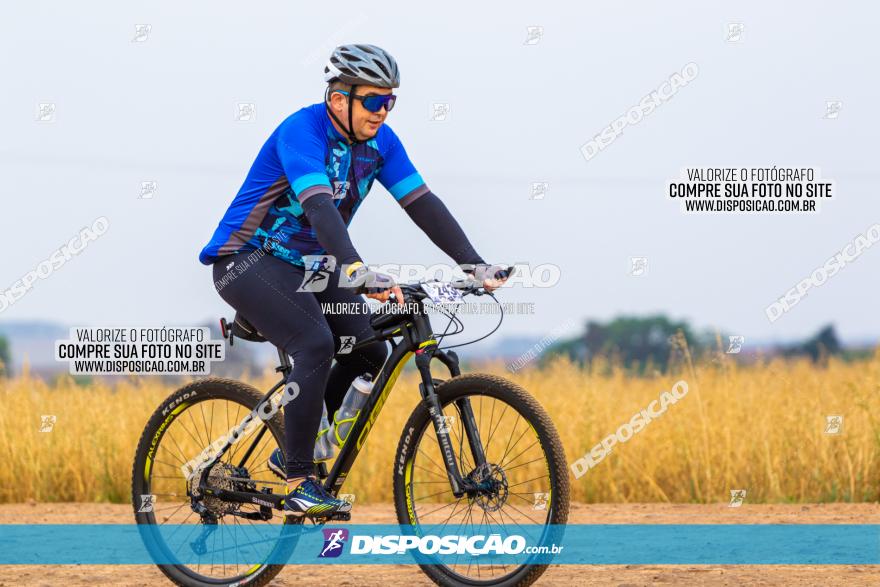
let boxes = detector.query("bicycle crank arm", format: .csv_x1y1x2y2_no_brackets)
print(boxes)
311,511,351,522
228,509,274,521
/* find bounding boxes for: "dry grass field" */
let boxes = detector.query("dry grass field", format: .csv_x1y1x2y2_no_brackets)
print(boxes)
1,348,878,505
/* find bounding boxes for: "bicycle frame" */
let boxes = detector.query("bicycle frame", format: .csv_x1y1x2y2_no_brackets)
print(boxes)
199,296,488,512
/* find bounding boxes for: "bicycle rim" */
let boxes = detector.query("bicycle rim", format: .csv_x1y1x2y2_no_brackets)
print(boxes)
403,389,560,584
134,386,293,585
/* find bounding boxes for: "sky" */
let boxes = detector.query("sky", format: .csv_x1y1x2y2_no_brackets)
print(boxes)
1,1,878,350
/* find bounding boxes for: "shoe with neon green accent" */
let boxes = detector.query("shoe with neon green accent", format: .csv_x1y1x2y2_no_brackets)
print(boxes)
283,478,352,518
267,448,286,479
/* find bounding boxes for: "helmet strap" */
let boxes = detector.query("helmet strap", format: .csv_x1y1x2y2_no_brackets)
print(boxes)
324,84,360,145
347,84,359,144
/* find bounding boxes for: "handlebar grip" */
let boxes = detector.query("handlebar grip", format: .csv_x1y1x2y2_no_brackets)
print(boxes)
470,265,514,280
495,266,515,280
354,284,397,296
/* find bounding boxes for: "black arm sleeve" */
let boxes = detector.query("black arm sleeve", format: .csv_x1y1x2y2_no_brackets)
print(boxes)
403,191,485,266
301,193,363,267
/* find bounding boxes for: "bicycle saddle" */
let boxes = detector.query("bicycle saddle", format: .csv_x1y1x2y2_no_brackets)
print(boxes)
228,312,267,343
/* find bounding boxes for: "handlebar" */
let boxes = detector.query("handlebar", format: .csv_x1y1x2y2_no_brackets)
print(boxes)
354,266,515,346
352,265,514,298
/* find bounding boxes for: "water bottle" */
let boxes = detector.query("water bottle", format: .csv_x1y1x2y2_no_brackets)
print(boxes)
313,403,334,462
330,374,374,447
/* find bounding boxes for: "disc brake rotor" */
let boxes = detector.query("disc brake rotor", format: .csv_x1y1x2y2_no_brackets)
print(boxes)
467,463,509,512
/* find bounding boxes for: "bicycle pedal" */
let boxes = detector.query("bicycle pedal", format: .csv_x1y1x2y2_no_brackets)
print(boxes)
290,509,352,522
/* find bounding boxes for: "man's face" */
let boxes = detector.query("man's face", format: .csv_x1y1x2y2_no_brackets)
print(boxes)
329,84,393,141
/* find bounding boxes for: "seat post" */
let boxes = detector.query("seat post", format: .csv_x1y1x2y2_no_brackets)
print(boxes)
275,346,292,378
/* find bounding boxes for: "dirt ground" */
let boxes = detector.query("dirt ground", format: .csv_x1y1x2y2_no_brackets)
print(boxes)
0,502,878,586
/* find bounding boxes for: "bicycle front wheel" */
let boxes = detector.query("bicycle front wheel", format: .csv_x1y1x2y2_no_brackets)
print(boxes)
393,373,570,587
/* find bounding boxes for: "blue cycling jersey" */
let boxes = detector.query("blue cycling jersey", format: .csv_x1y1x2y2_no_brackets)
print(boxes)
199,102,428,267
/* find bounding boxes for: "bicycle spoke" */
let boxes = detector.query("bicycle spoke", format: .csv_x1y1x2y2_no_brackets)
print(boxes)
405,386,562,584
164,429,194,469
483,508,509,574
437,496,465,530
497,414,522,464
181,413,210,458
210,514,217,576
495,501,533,534
509,492,543,506
186,408,208,449
483,403,509,456
225,404,243,461
507,474,550,489
482,400,497,453
498,425,531,468
418,500,460,519
245,436,274,471
138,393,288,583
152,456,183,469
157,501,188,524
231,516,240,576
199,402,212,452
499,499,545,525
501,455,544,472
219,514,226,576
414,488,454,502
455,499,476,571
416,446,449,478
413,462,448,480
138,364,564,585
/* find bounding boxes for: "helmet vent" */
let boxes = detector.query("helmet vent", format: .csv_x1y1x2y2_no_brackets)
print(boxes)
324,44,400,88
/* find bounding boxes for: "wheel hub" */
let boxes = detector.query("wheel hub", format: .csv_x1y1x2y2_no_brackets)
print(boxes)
466,462,508,512
190,462,254,517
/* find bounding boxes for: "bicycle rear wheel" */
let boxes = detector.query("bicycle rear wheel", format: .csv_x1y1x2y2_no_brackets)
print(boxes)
131,377,295,587
393,374,570,587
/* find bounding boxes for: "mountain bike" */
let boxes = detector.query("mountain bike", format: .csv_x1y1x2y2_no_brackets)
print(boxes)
131,274,570,586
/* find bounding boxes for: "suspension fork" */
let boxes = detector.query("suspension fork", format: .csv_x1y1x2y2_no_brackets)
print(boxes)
433,350,488,472
418,347,487,497
415,347,467,496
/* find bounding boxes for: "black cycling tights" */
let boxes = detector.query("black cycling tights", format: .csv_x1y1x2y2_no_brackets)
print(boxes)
212,252,388,479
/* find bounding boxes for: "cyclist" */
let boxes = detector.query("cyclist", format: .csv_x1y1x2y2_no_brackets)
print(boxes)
199,44,506,518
